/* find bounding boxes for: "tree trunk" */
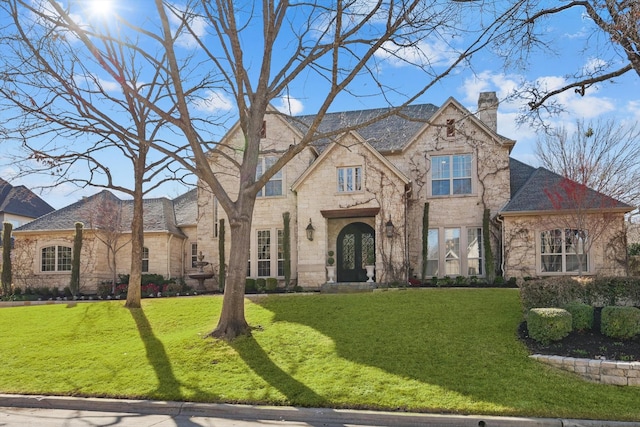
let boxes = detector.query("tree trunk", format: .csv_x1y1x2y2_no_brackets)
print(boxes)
209,211,253,339
125,181,144,308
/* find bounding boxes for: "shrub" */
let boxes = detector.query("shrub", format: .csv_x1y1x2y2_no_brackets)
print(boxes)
601,306,640,340
266,277,278,292
245,278,256,293
520,276,640,311
256,278,266,292
527,308,572,345
563,302,594,331
97,283,112,298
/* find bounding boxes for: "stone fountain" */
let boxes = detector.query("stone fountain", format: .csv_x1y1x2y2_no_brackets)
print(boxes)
188,251,215,290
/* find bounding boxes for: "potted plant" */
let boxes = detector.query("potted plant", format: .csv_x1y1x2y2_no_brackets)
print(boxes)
326,251,336,283
365,247,375,282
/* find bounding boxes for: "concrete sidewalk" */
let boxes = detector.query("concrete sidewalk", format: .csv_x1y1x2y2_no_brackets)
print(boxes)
1,394,638,427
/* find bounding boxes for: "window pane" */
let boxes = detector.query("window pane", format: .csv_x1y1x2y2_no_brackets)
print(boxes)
452,178,471,194
426,229,439,276
58,246,72,271
277,230,284,277
257,230,271,277
541,255,562,272
346,168,353,192
467,228,483,275
337,169,344,192
354,167,362,191
445,228,460,275
453,155,471,178
42,246,55,272
432,180,450,196
432,156,450,179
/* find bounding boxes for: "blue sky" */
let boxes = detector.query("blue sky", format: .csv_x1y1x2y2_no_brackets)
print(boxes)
1,1,638,209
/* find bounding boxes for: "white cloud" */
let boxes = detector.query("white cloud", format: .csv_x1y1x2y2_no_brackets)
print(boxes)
193,90,234,112
375,39,457,68
275,96,304,115
166,3,208,49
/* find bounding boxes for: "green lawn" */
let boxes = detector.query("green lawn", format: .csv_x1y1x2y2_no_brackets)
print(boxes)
1,288,639,421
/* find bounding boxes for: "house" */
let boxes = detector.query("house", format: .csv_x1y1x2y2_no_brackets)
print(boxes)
11,189,202,291
9,92,633,293
0,178,54,229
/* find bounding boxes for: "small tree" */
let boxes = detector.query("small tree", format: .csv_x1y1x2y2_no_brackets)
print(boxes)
483,209,496,283
218,219,225,293
283,212,291,290
1,222,13,296
421,203,429,283
70,222,83,296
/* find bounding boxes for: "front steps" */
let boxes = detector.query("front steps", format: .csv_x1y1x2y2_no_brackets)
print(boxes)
320,282,376,293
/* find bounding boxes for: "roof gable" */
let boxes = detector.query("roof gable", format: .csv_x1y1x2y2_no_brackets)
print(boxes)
291,131,410,192
15,189,196,236
502,158,632,214
0,178,54,219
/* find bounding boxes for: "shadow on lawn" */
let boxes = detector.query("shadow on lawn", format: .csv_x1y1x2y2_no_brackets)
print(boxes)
231,335,328,408
128,307,218,413
254,290,640,417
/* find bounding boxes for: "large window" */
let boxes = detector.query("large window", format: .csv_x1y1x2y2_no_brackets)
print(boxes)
257,157,283,197
426,226,484,277
432,154,472,196
41,245,72,272
467,228,483,276
142,247,149,273
426,229,439,276
213,196,219,238
277,229,285,277
257,230,271,277
540,229,588,273
337,166,362,193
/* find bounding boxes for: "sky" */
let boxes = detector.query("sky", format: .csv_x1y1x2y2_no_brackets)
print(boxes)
1,0,639,210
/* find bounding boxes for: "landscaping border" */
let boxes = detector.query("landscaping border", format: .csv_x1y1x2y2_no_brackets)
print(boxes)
531,354,640,386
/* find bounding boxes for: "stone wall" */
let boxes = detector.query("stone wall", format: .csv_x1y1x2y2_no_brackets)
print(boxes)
531,354,640,386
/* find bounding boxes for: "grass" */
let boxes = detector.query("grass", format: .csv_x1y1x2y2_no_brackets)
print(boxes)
1,288,640,421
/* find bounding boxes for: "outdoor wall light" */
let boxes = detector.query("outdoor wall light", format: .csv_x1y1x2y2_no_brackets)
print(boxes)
306,218,315,241
385,218,394,238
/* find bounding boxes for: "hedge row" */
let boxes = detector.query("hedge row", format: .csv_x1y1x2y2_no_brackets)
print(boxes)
520,276,640,311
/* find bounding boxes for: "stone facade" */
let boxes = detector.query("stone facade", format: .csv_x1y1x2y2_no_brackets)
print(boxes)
8,92,632,293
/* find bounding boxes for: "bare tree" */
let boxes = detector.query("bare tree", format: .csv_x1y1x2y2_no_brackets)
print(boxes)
536,119,640,210
503,0,639,116
0,0,524,338
0,1,193,307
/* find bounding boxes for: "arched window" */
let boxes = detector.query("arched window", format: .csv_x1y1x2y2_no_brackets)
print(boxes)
41,245,72,272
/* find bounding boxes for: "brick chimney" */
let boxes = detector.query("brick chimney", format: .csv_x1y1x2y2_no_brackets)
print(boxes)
477,91,498,132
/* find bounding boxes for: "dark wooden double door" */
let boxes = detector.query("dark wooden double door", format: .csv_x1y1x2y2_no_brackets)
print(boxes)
336,222,375,282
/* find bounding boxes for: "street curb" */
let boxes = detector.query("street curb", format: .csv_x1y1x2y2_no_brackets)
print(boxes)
2,394,639,427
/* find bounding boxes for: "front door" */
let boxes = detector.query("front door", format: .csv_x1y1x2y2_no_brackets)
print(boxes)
337,222,375,282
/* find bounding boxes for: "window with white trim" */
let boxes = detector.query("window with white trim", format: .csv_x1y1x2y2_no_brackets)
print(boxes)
257,230,271,277
431,154,472,196
467,228,483,276
337,166,362,193
257,157,283,197
277,229,285,277
41,245,72,272
142,247,149,273
213,196,219,238
191,243,198,268
425,226,484,277
540,229,588,273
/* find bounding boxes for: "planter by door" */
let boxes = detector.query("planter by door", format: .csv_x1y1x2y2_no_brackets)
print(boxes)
337,222,375,282
326,266,336,283
365,265,375,283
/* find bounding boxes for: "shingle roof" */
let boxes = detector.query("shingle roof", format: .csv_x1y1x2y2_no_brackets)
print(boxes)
15,189,194,237
503,158,632,213
286,103,440,152
0,178,55,219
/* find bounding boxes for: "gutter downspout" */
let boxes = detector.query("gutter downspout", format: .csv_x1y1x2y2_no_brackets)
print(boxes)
404,183,411,281
495,212,505,277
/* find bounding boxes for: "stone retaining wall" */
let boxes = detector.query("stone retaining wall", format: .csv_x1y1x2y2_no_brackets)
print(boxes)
531,354,640,386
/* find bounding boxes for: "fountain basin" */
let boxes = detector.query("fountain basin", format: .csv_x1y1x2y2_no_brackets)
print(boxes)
188,272,215,290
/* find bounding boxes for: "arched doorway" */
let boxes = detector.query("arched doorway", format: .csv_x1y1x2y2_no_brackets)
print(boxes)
336,222,375,282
